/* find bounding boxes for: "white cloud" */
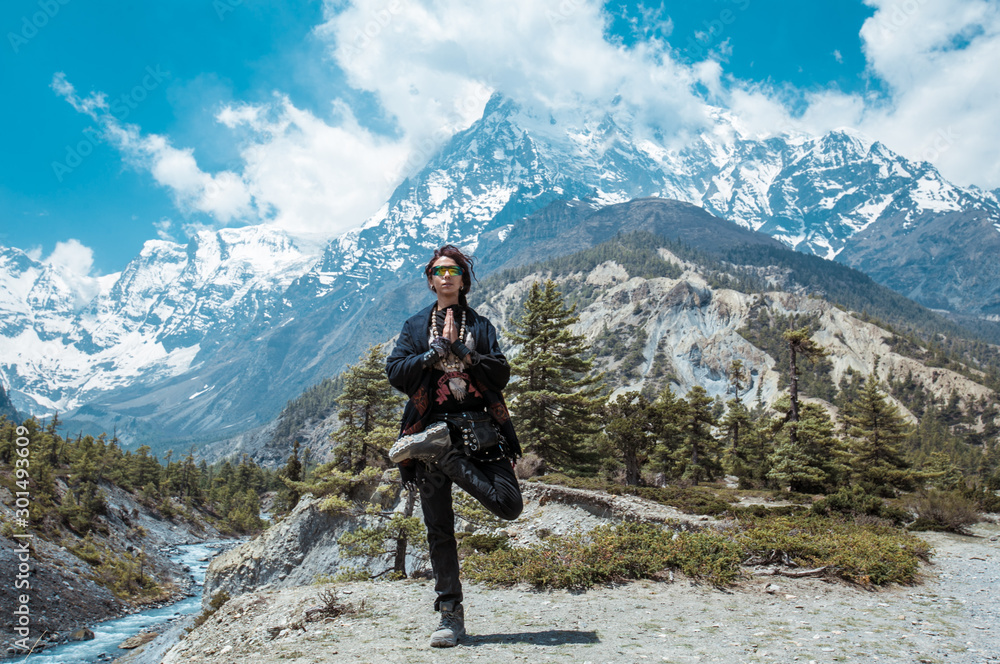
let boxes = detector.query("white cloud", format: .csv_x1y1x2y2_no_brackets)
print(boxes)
44,239,95,276
217,96,408,239
42,239,103,309
153,218,175,242
673,0,999,187
53,0,1000,251
101,122,254,224
50,73,107,120
319,0,711,151
853,0,1000,186
55,74,407,243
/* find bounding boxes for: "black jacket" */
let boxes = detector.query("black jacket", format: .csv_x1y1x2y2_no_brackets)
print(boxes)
386,303,522,472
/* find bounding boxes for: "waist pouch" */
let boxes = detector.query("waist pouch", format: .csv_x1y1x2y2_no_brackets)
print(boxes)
441,410,507,461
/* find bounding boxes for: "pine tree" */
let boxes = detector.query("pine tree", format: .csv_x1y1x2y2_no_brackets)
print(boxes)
674,386,722,483
782,327,829,435
922,450,964,490
507,279,603,468
650,386,685,479
728,359,748,397
335,345,405,474
280,440,304,510
843,375,916,495
603,392,656,485
721,398,764,486
766,398,844,493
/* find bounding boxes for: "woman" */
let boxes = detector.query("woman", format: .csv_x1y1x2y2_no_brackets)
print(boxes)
385,244,523,648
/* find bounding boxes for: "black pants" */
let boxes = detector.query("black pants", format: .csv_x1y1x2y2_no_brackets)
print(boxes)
416,452,522,610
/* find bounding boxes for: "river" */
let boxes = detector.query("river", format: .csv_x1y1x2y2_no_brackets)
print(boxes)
22,539,240,664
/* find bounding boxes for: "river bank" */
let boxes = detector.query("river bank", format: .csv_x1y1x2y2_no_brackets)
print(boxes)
20,540,240,664
0,480,230,659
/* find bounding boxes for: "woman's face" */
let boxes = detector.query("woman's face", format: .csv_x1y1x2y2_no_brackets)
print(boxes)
429,256,462,298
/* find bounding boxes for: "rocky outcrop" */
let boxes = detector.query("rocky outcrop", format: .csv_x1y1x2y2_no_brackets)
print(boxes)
203,488,429,605
480,256,994,416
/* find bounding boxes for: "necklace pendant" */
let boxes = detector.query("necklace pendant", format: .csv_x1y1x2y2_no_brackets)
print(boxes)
449,376,468,401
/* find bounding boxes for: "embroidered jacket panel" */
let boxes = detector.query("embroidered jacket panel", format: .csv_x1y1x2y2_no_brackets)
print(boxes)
386,302,522,461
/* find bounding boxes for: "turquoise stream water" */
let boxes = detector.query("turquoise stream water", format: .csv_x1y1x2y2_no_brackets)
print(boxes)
21,539,240,664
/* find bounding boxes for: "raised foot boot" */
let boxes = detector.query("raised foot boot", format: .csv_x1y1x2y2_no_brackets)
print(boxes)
429,601,465,648
389,422,451,463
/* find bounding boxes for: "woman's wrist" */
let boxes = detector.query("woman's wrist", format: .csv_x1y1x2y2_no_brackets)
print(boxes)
451,340,480,365
420,349,440,369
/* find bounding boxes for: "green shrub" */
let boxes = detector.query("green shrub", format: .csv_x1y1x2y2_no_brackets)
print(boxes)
457,532,510,554
962,485,1000,513
465,522,743,588
68,536,103,565
906,490,980,535
616,486,732,515
466,515,929,590
736,515,929,586
533,475,733,515
811,485,909,525
728,504,808,518
189,591,230,631
533,474,608,491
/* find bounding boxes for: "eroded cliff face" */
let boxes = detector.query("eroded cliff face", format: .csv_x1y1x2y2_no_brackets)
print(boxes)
202,481,429,607
478,253,993,418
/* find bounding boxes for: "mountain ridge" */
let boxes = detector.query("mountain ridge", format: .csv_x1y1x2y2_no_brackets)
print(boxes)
2,93,999,447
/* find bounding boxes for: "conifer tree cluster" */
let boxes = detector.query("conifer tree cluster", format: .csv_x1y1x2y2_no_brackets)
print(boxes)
0,417,278,538
491,279,997,500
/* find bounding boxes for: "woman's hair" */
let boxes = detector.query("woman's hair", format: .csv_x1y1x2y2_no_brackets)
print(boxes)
425,244,476,306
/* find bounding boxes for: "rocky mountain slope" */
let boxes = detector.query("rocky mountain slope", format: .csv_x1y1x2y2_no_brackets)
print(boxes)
2,93,999,449
476,242,993,413
0,481,223,655
228,205,996,469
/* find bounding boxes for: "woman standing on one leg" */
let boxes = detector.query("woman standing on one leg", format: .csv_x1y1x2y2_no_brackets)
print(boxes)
386,244,523,648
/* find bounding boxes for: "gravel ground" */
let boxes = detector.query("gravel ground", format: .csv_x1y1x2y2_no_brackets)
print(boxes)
146,518,1000,664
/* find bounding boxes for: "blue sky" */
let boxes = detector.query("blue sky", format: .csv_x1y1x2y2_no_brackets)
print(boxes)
1,0,997,275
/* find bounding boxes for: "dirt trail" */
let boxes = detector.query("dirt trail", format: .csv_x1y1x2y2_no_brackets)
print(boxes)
136,519,1000,664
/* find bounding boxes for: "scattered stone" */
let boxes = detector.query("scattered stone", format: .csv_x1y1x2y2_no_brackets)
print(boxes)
68,628,95,641
118,631,157,649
